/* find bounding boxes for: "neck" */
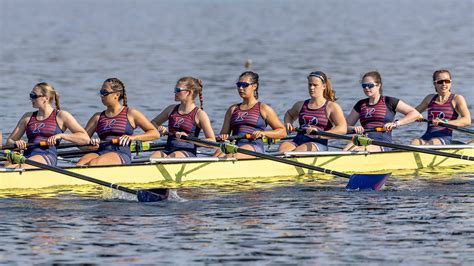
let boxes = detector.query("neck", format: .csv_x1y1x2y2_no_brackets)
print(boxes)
242,96,258,106
179,100,197,112
310,95,326,106
37,105,54,117
368,94,381,104
437,91,451,102
106,104,123,114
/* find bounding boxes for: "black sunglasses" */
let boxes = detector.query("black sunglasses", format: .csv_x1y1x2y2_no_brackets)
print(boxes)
236,82,254,88
29,92,45,100
99,89,116,97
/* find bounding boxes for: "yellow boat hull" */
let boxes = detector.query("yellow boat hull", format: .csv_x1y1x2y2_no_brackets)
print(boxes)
1,145,473,190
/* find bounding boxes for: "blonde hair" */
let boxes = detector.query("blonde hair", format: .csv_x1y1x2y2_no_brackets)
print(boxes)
178,76,204,109
34,82,60,109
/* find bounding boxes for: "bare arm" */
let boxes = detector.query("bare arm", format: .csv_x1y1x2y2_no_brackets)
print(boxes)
196,109,216,141
56,111,90,145
260,103,287,139
327,102,347,135
346,108,360,129
151,105,175,128
284,101,303,132
128,108,160,141
451,95,471,127
219,105,237,135
6,112,31,145
396,100,421,126
415,94,434,114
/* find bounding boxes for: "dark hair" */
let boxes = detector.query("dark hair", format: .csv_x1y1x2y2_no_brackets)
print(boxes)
177,76,204,109
307,71,336,101
34,82,61,110
239,71,259,99
361,71,383,94
104,78,127,106
432,69,451,81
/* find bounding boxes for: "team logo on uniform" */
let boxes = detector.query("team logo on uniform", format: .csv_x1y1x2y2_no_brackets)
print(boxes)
33,123,46,133
236,112,249,121
104,119,117,130
365,108,376,118
430,111,445,120
302,115,318,127
174,118,185,128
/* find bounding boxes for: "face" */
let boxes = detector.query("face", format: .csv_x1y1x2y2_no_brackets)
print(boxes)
307,76,326,98
433,72,451,94
174,81,191,101
29,87,48,108
100,82,120,106
236,76,256,99
361,76,381,97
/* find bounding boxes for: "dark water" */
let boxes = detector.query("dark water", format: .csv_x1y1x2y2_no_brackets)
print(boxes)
1,0,473,264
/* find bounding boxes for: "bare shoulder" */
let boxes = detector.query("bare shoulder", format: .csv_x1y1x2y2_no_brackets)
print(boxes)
453,94,466,102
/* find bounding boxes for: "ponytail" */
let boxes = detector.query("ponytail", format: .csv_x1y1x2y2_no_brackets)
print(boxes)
54,90,61,110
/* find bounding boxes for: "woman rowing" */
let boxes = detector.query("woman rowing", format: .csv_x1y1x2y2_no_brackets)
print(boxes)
150,76,215,158
215,71,286,158
77,78,159,166
344,71,420,151
278,71,347,152
6,82,89,167
411,70,471,145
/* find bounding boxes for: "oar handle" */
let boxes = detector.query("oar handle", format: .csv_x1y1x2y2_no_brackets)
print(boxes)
218,134,278,144
312,131,473,161
2,139,117,150
420,118,474,135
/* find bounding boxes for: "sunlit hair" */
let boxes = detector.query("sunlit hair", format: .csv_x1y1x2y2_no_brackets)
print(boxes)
239,71,259,99
361,71,383,95
34,82,60,110
104,78,127,106
432,69,451,81
177,76,204,109
307,71,336,101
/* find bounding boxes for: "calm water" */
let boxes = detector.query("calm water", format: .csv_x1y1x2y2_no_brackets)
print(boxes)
1,0,473,264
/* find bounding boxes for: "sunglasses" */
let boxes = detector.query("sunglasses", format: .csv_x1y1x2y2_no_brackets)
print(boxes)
236,82,254,88
174,87,190,93
99,89,116,97
29,92,45,100
361,83,377,89
435,79,451,85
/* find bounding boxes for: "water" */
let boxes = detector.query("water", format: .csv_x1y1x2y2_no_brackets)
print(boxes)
1,0,473,264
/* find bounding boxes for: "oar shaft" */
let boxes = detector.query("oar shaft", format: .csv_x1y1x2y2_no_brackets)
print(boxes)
421,119,474,135
314,131,473,161
26,159,138,194
184,136,351,178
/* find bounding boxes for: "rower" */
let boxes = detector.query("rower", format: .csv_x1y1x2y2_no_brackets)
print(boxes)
278,71,347,152
150,76,215,158
76,78,159,166
215,71,286,158
5,82,90,168
344,71,420,152
411,70,471,145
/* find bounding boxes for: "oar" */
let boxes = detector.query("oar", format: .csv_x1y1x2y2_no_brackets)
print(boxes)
419,118,474,135
2,139,117,150
0,150,169,202
58,144,165,158
182,136,390,190
310,131,473,161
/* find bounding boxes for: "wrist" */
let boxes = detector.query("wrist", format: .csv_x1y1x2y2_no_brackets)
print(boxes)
395,120,401,128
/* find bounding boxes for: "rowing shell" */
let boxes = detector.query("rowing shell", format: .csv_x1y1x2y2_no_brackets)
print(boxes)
1,144,472,190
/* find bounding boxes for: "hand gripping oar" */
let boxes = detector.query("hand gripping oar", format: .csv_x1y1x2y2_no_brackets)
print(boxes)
311,131,474,161
0,150,168,202
182,136,390,190
419,118,474,135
